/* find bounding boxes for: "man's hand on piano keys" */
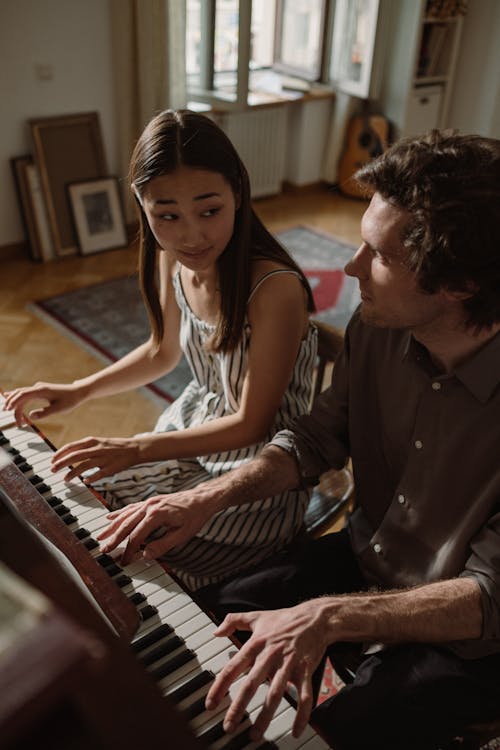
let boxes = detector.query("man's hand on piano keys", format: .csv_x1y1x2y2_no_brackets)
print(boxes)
3,381,84,426
51,435,142,482
97,488,219,565
205,603,328,742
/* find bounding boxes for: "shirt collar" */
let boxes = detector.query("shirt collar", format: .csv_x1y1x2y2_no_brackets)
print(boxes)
404,329,500,403
454,330,500,403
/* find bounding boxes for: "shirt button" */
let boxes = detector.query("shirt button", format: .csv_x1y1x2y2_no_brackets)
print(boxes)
432,382,441,391
373,543,382,554
398,494,405,505
415,440,423,450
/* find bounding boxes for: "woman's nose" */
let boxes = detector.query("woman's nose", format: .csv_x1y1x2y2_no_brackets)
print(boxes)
179,222,204,248
344,243,369,278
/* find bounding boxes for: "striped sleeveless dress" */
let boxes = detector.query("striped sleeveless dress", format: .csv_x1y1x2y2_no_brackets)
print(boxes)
95,268,318,591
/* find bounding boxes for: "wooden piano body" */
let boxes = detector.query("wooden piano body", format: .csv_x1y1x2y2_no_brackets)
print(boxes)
0,402,330,750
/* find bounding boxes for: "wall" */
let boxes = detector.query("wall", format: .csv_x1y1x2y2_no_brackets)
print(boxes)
447,0,500,135
0,0,116,247
0,0,499,248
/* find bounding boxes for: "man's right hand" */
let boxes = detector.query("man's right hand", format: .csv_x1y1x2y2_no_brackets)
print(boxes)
3,382,85,426
205,602,328,742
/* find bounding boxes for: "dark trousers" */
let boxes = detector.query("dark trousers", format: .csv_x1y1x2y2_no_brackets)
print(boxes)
196,529,500,750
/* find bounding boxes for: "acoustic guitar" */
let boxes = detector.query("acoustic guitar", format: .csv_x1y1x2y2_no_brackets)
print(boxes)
338,105,390,199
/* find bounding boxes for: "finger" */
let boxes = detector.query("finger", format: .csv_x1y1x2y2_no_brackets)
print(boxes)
292,665,314,738
141,527,172,560
28,404,59,421
222,653,276,734
206,650,254,710
212,612,255,638
97,507,145,548
250,660,294,742
52,447,102,472
53,437,98,461
13,408,29,427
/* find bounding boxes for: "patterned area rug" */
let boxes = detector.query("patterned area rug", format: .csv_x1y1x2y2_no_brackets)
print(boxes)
30,226,360,403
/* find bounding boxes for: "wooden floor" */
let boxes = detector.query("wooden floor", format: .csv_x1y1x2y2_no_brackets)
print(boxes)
0,184,366,450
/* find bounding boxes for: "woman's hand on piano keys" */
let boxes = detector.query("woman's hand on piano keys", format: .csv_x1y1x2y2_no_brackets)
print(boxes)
3,381,85,426
205,602,328,741
97,487,220,564
51,435,143,482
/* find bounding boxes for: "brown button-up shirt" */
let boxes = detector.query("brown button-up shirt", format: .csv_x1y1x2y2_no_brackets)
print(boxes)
271,311,500,657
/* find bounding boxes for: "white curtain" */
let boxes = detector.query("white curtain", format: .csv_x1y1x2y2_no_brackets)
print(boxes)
110,0,187,219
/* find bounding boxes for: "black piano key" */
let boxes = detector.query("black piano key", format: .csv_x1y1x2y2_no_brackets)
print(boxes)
139,604,158,621
114,574,132,588
131,623,173,654
53,504,71,517
95,553,123,579
0,433,8,445
61,513,78,525
182,695,208,721
17,460,32,473
12,453,24,464
46,495,63,508
83,537,99,551
75,527,91,540
129,592,147,606
255,743,278,749
28,474,44,486
138,635,185,668
104,563,123,578
150,648,196,682
37,483,53,495
223,727,260,750
96,553,115,567
168,670,214,705
197,718,229,745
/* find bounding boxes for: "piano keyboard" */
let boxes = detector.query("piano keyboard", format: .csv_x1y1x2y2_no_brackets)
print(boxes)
0,404,330,749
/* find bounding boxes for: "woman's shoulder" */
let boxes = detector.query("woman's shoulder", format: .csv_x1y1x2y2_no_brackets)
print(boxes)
250,258,300,287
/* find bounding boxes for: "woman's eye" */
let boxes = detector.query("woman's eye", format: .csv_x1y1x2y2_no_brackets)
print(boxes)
201,207,221,217
159,213,177,221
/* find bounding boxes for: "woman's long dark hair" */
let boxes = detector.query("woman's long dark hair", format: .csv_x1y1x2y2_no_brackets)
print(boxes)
129,109,315,352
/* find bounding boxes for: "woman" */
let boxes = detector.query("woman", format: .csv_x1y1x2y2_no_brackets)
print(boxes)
5,109,318,590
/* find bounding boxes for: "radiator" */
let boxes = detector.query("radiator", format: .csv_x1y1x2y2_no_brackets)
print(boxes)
216,106,288,198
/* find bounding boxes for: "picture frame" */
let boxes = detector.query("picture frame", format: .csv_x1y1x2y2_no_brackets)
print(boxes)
29,112,107,257
67,176,127,255
10,155,55,262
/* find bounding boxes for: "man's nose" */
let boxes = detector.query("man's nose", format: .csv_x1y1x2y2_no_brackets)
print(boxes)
345,243,370,278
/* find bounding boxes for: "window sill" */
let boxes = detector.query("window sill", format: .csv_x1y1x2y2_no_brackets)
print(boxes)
188,71,335,113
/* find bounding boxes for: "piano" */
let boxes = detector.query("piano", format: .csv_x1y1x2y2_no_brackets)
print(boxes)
0,397,330,750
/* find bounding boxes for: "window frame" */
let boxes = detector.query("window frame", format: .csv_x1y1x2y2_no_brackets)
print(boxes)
186,0,333,109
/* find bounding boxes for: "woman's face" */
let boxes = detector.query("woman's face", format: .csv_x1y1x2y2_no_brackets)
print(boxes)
141,166,238,272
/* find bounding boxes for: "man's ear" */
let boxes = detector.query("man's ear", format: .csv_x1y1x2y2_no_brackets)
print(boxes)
442,284,477,303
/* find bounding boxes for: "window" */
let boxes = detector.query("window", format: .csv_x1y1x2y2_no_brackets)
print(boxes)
329,0,381,98
186,0,329,108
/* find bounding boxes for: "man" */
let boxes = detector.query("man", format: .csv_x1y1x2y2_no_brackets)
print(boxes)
100,131,500,749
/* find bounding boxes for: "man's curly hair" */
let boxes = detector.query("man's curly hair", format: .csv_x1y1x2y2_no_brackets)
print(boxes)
355,130,500,330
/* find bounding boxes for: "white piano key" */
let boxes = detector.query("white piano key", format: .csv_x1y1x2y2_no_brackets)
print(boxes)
3,421,327,749
0,396,15,429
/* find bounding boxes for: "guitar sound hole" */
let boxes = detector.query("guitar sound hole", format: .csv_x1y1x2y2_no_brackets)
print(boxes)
358,132,372,148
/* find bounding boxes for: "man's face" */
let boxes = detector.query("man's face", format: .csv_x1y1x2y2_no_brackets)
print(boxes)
345,192,447,331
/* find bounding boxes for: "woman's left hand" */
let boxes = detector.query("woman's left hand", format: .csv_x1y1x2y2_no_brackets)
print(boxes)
97,490,215,564
51,435,143,482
